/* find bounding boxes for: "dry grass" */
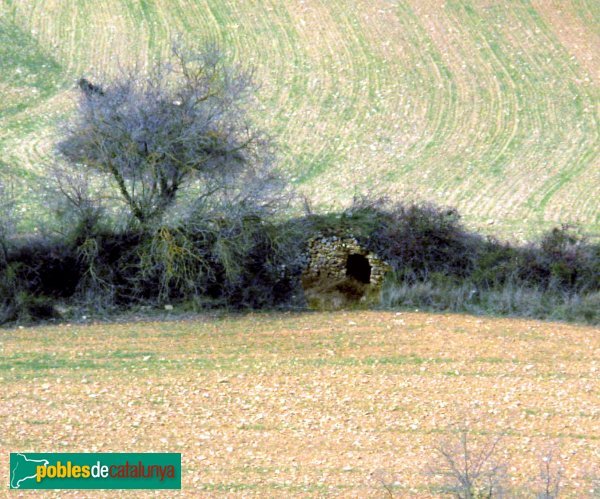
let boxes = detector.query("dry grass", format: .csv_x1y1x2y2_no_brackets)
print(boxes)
0,311,598,496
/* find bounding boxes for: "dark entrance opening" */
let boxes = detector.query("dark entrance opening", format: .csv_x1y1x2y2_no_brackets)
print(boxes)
346,254,371,284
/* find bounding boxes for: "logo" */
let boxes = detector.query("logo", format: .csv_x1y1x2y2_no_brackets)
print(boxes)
9,453,181,490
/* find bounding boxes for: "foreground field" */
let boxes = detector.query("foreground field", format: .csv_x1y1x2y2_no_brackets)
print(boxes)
0,311,598,496
1,1,599,238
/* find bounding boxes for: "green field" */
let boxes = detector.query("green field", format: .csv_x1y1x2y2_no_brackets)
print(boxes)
0,0,598,238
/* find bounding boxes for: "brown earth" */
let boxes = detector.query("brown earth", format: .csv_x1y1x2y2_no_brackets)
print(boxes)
0,311,599,497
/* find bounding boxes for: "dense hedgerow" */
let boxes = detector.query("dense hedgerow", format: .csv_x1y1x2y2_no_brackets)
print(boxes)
104,199,600,306
0,202,310,324
0,194,599,326
293,198,600,324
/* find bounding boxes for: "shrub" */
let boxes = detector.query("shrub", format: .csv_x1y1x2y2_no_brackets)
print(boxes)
532,447,563,499
367,201,479,281
0,262,61,324
31,38,296,319
6,238,80,299
46,161,114,241
181,203,307,308
61,202,309,311
72,230,141,309
376,430,583,497
471,239,521,289
428,427,508,498
135,225,211,303
531,225,598,292
0,262,19,323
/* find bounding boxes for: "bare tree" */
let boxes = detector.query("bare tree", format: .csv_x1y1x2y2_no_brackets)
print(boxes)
429,426,509,498
58,41,279,226
46,162,112,235
371,468,401,497
533,447,563,499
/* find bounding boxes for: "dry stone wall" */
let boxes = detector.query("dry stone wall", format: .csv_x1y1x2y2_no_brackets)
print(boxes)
302,235,390,287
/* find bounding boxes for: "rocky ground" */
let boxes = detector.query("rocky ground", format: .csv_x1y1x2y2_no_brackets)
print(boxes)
1,311,599,497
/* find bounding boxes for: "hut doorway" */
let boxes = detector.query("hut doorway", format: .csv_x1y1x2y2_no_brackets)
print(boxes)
345,253,371,284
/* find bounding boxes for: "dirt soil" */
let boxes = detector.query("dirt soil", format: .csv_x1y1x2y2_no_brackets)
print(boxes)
0,311,598,497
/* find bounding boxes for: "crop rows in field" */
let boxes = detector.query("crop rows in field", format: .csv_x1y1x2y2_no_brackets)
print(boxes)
0,0,598,238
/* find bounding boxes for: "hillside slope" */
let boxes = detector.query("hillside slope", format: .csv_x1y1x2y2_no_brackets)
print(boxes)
0,0,598,238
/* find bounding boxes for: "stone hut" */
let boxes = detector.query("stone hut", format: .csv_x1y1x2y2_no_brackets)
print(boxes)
301,235,390,309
